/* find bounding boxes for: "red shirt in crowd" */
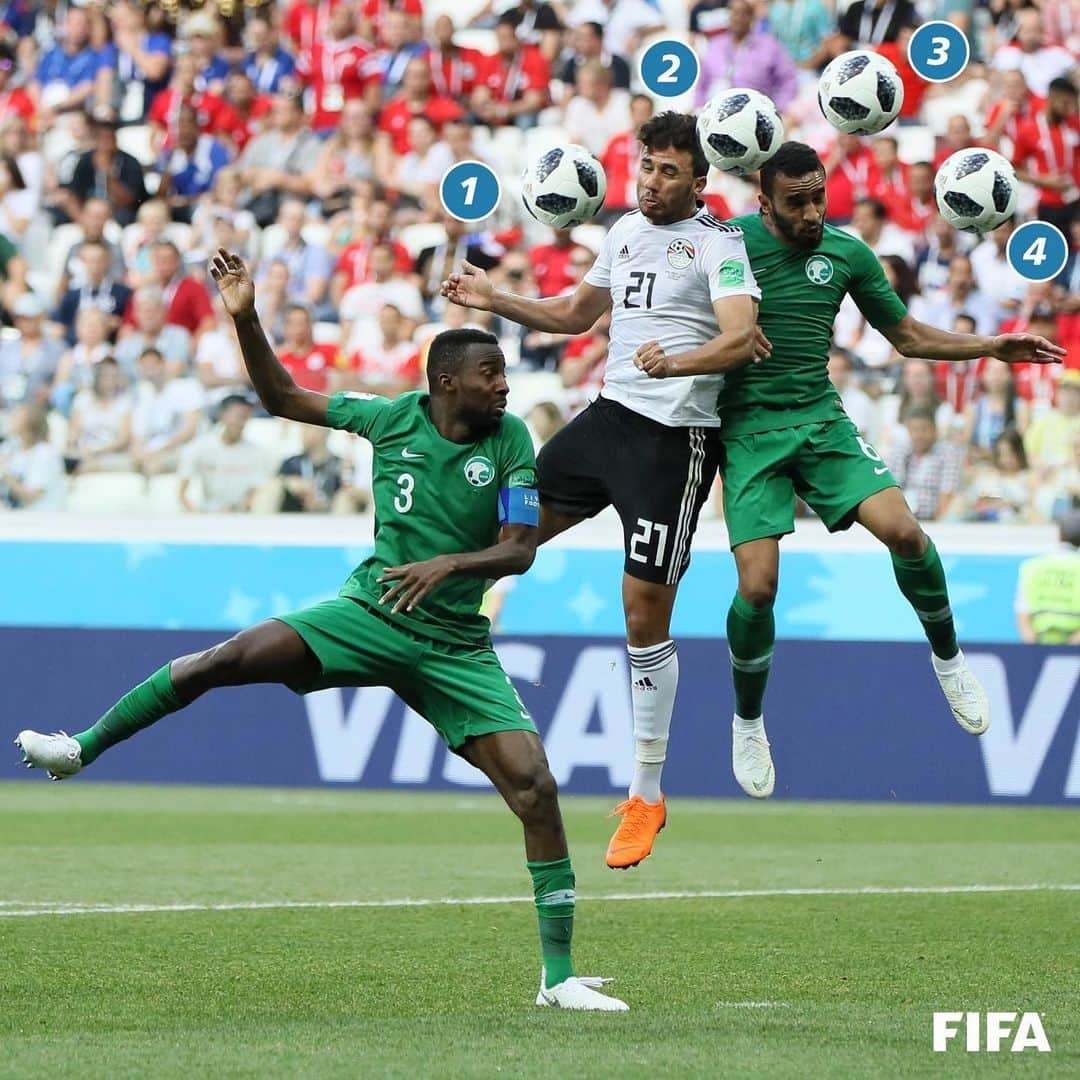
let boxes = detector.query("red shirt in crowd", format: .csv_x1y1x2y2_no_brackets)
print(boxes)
284,0,340,54
430,46,486,98
378,93,464,154
601,130,640,210
296,37,376,131
0,86,35,130
826,145,875,221
874,41,927,120
335,237,414,289
479,45,549,107
529,242,581,297
279,343,338,392
149,89,240,151
124,276,214,337
362,0,424,44
346,338,421,387
227,95,274,152
985,93,1045,149
1012,113,1080,209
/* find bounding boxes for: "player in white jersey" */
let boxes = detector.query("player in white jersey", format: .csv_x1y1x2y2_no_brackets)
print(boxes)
442,113,763,869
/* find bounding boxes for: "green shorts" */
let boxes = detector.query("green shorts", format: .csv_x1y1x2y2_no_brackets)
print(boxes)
275,597,538,751
721,417,897,549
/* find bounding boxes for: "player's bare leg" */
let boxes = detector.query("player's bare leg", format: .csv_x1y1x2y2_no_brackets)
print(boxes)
728,538,779,798
856,488,989,734
460,730,628,1011
16,621,320,778
604,575,677,868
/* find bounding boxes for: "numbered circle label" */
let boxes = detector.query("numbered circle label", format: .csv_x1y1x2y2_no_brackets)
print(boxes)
907,21,970,83
440,160,501,223
640,40,699,98
1006,220,1069,282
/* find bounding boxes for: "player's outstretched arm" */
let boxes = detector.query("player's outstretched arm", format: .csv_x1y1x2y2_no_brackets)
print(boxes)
441,260,611,335
880,314,1066,366
209,249,331,426
377,524,538,615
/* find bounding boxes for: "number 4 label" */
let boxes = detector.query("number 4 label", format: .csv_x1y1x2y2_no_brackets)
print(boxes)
1006,221,1068,283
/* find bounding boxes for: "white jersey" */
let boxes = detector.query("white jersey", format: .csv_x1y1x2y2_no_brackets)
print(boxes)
584,205,760,427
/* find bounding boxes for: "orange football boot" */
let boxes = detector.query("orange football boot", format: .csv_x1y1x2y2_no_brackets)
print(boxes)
605,795,667,869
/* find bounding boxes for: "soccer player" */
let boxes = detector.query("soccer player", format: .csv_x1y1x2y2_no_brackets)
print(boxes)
441,112,762,869
636,142,1065,797
16,250,628,1014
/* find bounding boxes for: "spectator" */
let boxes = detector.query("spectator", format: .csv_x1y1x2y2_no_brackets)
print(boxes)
560,308,610,413
377,57,463,157
845,197,916,264
262,199,334,316
769,0,835,72
834,254,908,371
51,306,112,411
874,25,928,123
0,292,63,412
283,0,339,56
253,424,363,513
415,213,502,312
933,114,978,171
886,404,964,520
958,427,1033,523
566,0,664,57
600,93,654,223
984,69,1044,152
133,241,215,341
970,216,1027,316
243,14,297,96
312,100,378,216
523,400,566,450
834,0,916,49
193,297,253,411
1043,0,1080,52
889,160,936,239
0,41,35,131
385,115,453,221
366,8,431,99
564,61,632,159
471,15,549,130
0,227,28,315
56,197,124,302
993,9,1077,98
964,358,1030,462
556,21,630,97
1042,429,1080,520
868,136,909,218
65,356,133,473
909,254,1000,337
1015,509,1080,643
0,152,33,245
823,133,875,224
915,214,971,294
828,347,878,439
254,259,292,345
0,402,65,509
236,92,321,227
177,394,273,512
130,346,204,476
529,227,586,298
1012,78,1080,232
341,242,425,349
342,302,421,397
148,53,239,156
428,15,486,100
219,72,273,156
1026,370,1080,478
935,313,981,415
102,0,171,125
331,198,414,303
278,302,339,393
115,286,193,378
479,0,563,60
695,0,798,112
690,0,730,44
52,238,130,345
64,111,147,228
158,104,231,224
295,2,377,134
880,357,957,451
179,10,230,96
189,171,257,266
31,8,100,129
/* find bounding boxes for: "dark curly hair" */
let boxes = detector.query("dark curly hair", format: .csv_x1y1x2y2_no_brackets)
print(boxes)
639,111,708,179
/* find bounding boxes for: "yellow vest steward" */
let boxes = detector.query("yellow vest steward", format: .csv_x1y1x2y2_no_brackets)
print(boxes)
1019,552,1080,645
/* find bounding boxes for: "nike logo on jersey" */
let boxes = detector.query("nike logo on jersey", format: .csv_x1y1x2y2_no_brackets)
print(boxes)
874,466,889,475
401,448,425,459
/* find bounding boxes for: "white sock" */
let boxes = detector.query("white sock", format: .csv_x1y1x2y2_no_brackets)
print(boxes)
932,648,965,675
733,713,765,737
627,640,678,803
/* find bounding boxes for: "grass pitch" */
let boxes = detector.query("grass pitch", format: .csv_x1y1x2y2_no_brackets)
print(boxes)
2,783,1077,1078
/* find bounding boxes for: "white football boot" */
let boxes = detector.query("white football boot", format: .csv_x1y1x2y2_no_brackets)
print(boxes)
732,717,775,798
535,970,629,1011
932,650,990,735
15,730,83,780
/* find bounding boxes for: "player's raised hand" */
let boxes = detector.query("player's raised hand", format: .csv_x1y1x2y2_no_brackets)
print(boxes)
635,340,671,378
378,556,457,614
209,249,255,318
991,333,1067,365
440,260,495,311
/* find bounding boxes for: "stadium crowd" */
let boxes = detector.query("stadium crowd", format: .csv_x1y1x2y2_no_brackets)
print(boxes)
0,0,1076,522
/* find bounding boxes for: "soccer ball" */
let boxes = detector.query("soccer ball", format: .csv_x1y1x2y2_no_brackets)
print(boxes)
934,148,1019,234
696,88,783,175
818,51,903,135
520,144,607,229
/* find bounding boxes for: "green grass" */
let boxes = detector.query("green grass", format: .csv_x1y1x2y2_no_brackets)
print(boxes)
2,783,1077,1078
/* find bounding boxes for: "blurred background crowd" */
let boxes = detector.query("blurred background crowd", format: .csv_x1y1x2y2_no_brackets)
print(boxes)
0,0,1075,522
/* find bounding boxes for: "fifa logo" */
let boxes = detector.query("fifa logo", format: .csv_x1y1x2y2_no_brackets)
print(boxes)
932,1012,1051,1053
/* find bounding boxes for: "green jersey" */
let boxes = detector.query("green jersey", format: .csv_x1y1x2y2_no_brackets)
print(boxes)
718,213,907,436
326,390,537,645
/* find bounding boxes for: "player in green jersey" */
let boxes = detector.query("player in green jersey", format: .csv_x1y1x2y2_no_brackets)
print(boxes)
15,250,628,1013
637,143,1064,797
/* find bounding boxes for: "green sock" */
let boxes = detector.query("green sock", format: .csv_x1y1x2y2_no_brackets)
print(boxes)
528,857,575,989
890,539,959,660
74,664,184,766
726,593,775,719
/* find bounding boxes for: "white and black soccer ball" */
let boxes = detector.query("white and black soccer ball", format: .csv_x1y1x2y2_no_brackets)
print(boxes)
818,51,903,136
696,88,783,176
934,148,1019,234
520,144,607,229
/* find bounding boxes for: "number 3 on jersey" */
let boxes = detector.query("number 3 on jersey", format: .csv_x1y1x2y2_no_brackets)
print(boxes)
394,472,415,512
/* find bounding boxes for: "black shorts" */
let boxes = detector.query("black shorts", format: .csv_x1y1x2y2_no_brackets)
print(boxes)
537,396,721,585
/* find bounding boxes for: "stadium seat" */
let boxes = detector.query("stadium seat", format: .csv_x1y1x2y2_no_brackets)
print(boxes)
302,222,331,249
66,472,148,514
505,370,565,417
571,223,606,255
399,222,447,257
920,79,990,136
312,321,342,346
167,222,193,253
326,427,354,459
245,416,302,461
46,411,68,449
116,125,156,167
491,127,525,172
258,224,287,262
450,27,497,54
147,473,183,514
895,125,935,166
523,124,567,160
